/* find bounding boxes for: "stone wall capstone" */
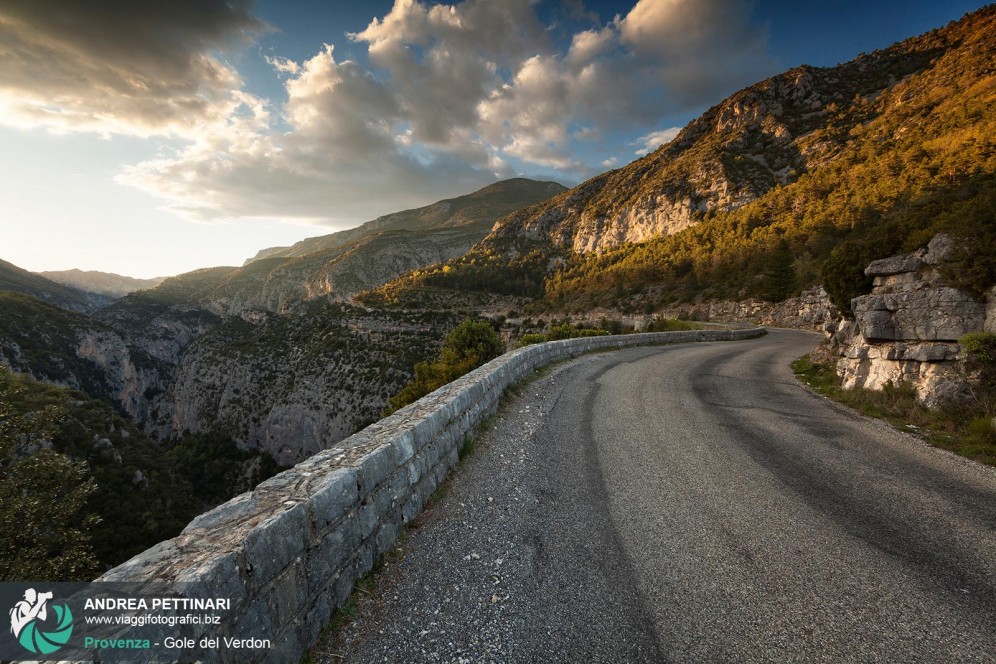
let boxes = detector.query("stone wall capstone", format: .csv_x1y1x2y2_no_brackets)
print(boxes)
97,328,765,663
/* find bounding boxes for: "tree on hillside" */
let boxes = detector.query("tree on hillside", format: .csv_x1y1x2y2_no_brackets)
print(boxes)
0,372,100,581
388,319,504,413
760,239,798,302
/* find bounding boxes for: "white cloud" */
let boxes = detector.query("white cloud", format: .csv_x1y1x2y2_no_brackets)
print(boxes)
265,55,300,75
348,0,547,147
633,127,682,155
3,0,778,226
119,44,505,223
601,157,618,168
0,0,263,138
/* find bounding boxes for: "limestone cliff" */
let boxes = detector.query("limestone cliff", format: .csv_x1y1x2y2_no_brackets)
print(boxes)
0,290,166,417
145,304,458,465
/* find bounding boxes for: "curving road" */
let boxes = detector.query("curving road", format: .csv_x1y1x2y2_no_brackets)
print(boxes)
322,330,996,663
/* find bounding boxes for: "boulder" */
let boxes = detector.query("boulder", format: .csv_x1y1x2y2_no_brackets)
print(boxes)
853,288,985,341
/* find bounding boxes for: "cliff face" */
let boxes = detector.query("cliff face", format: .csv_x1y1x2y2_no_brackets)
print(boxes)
1,283,459,463
74,328,163,422
145,305,458,465
820,235,993,407
0,291,167,418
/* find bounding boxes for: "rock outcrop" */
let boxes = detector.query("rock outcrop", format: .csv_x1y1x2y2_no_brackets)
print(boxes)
656,286,841,331
820,235,991,407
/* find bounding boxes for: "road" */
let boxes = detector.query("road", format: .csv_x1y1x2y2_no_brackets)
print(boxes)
319,330,996,663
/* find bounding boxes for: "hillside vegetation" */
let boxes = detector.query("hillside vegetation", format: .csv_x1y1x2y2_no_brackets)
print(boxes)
361,7,996,315
387,319,504,413
0,369,278,580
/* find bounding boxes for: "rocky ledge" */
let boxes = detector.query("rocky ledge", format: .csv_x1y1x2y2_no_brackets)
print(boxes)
819,234,995,408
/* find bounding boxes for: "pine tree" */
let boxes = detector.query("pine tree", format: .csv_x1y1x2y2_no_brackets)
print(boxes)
760,239,797,302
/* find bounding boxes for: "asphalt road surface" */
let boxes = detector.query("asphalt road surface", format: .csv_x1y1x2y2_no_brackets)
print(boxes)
321,330,996,663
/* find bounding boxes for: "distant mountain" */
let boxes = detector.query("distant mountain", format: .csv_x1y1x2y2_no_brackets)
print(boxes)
363,6,996,313
0,258,110,312
99,178,564,317
246,178,567,264
39,269,165,298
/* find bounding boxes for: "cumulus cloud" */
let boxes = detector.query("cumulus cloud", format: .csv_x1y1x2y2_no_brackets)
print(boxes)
477,0,775,168
348,0,547,147
265,55,300,75
119,44,504,223
0,0,264,137
5,0,778,225
633,127,682,155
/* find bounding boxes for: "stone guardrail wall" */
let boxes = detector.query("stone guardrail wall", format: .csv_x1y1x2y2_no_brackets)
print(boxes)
99,327,765,662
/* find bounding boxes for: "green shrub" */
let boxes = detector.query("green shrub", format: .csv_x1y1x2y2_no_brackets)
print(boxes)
821,224,904,317
519,333,547,346
643,319,701,332
959,332,996,363
959,332,996,403
388,319,504,412
545,323,609,341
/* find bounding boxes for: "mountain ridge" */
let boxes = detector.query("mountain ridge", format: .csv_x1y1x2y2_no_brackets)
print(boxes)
0,258,111,312
128,178,566,315
245,177,566,264
361,6,996,312
39,269,166,298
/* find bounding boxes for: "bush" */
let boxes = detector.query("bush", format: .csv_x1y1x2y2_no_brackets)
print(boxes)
545,324,609,341
821,224,904,317
643,319,701,332
960,332,996,363
517,323,610,346
960,332,996,404
388,319,504,412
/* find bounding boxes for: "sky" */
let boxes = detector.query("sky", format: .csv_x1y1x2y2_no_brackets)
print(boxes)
0,0,990,278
